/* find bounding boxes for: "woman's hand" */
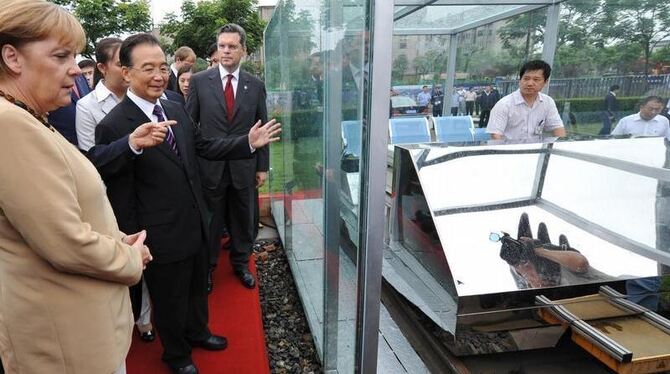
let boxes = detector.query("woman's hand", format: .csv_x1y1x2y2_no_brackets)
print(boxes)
123,230,153,268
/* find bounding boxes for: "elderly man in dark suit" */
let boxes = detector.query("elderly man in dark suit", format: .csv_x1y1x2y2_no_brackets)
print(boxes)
186,24,269,290
89,33,280,374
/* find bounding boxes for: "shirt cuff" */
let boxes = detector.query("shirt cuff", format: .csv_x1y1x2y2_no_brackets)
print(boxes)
128,140,143,155
249,143,256,153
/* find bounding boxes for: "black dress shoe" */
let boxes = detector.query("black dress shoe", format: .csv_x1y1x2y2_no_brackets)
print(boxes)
140,330,155,342
207,268,214,294
235,269,256,289
190,335,228,351
171,363,198,374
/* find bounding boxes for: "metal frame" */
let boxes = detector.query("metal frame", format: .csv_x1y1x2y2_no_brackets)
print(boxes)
355,0,394,372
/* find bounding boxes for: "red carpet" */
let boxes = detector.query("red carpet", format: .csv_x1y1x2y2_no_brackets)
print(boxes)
126,255,270,374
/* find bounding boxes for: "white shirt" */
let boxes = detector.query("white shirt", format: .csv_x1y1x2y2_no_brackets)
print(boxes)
486,89,563,140
75,81,121,151
218,64,240,98
464,91,477,101
611,113,670,137
170,63,178,77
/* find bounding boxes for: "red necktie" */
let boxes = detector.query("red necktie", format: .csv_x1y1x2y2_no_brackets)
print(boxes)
224,74,235,122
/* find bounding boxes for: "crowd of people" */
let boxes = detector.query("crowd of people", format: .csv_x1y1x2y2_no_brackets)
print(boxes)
0,1,281,374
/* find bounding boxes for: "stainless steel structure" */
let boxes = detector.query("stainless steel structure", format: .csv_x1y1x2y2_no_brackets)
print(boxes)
388,137,670,355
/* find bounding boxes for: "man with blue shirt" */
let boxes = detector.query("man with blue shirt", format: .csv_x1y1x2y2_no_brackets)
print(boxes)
486,60,566,140
416,85,431,114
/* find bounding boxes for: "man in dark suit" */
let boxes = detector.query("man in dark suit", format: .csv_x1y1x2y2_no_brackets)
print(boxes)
90,33,280,374
186,24,269,290
48,74,90,145
599,84,620,135
168,46,196,92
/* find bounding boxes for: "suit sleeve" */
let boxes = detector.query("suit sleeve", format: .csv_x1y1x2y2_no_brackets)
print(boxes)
192,115,253,160
85,122,136,179
0,112,142,285
185,75,200,124
256,83,270,172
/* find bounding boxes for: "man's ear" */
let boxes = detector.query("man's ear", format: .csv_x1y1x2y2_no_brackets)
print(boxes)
1,44,22,75
121,66,131,84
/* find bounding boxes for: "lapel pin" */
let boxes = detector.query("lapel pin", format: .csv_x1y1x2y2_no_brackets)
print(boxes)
244,85,248,91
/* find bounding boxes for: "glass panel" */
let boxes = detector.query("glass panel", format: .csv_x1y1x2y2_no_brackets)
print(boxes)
265,0,374,371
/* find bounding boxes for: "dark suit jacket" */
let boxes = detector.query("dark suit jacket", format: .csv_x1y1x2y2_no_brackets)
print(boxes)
48,75,90,145
167,70,178,93
164,89,185,105
604,92,619,115
186,68,268,189
91,97,252,263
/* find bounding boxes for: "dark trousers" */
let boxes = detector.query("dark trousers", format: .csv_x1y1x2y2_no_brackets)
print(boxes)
144,248,210,368
479,110,491,128
450,106,458,116
207,168,256,271
598,112,614,135
465,101,474,115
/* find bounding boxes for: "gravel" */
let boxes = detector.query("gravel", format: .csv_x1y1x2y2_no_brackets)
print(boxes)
255,239,322,374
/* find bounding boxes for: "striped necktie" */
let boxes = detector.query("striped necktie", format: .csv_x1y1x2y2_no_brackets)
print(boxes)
153,105,179,157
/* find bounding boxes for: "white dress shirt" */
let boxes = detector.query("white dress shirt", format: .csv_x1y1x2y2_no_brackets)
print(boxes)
486,89,563,140
219,64,240,97
611,113,670,137
75,81,121,151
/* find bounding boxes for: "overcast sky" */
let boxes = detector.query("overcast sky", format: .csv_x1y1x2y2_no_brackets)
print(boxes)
151,0,277,24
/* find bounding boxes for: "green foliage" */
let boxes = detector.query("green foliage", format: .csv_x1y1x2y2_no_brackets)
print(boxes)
554,96,644,113
264,0,315,90
160,0,266,59
392,54,408,82
49,0,151,58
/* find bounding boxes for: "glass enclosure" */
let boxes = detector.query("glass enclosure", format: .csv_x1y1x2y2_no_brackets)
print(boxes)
265,0,670,371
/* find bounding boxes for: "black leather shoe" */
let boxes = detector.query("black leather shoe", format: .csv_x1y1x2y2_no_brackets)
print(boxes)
190,335,228,351
235,269,256,289
171,363,198,374
140,330,155,342
207,268,214,294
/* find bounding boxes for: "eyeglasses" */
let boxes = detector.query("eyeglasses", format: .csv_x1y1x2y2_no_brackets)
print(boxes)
130,66,170,76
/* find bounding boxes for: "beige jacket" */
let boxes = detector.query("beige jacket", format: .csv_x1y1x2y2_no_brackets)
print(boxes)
0,99,143,373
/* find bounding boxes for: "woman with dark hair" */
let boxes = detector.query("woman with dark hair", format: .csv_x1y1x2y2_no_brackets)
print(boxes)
177,64,195,98
75,37,125,151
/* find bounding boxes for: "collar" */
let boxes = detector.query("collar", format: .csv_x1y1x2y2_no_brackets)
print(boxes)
632,113,659,123
94,81,120,103
219,64,240,81
610,91,617,97
512,89,543,106
170,63,178,76
127,89,161,121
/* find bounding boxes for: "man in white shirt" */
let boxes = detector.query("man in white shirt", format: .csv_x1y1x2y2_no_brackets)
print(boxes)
611,96,669,137
464,88,477,116
486,60,565,140
416,85,431,114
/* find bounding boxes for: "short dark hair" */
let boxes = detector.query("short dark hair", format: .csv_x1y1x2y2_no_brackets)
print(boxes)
93,37,122,85
640,95,665,107
609,84,620,91
119,33,161,68
78,59,95,70
207,42,218,58
519,59,551,81
217,23,247,48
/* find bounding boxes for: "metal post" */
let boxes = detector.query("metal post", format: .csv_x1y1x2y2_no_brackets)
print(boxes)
322,0,343,370
542,3,560,93
355,0,393,372
442,33,458,116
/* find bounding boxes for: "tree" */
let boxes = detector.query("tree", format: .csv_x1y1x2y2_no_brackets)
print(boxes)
49,0,151,58
596,0,670,77
392,54,408,82
160,0,266,59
